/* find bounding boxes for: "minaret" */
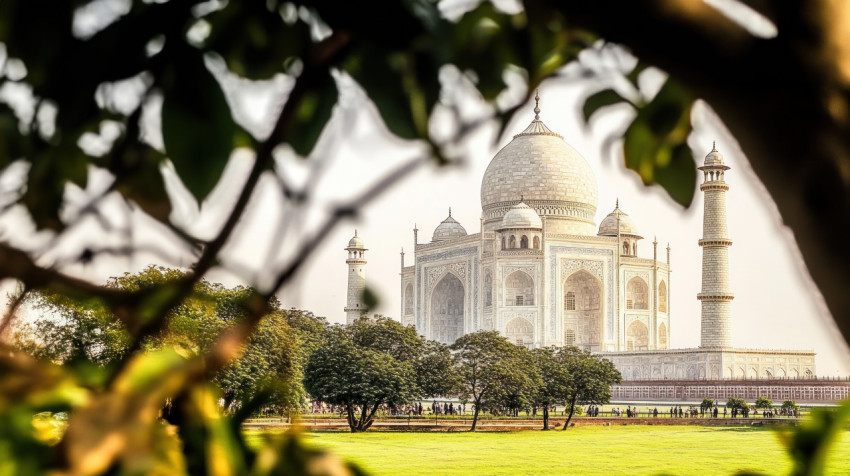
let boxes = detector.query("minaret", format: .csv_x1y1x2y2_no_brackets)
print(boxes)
344,230,368,325
697,143,733,347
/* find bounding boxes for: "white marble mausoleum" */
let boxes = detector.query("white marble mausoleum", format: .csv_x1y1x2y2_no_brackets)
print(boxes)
344,96,816,380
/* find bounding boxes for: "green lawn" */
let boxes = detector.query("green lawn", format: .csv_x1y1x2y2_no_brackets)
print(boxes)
270,426,850,475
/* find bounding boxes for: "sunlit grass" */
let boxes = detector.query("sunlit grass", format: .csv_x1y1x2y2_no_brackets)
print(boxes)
248,426,850,475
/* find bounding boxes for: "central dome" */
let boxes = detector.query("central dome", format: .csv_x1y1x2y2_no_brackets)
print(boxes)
481,114,599,234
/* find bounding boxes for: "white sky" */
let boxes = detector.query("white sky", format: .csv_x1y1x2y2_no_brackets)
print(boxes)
2,0,848,376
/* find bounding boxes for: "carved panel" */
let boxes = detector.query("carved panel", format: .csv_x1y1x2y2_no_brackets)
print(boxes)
427,262,468,293
560,259,603,282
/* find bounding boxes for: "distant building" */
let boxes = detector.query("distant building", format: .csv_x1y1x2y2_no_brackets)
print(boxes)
348,94,815,379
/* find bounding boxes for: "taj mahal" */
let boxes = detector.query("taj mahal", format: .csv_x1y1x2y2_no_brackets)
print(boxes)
343,95,816,381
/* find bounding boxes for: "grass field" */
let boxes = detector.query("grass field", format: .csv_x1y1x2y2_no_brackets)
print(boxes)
264,426,850,475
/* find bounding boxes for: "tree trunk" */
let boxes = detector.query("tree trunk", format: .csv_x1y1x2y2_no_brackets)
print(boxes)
542,406,549,430
470,400,481,432
562,398,576,430
346,405,358,433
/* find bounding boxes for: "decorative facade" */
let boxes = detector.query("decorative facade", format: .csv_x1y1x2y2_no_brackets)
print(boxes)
358,95,815,380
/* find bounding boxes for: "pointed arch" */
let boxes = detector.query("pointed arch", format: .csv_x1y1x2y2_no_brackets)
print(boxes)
626,277,649,310
509,235,516,249
403,283,413,315
429,273,464,345
658,280,668,313
505,271,534,306
627,320,648,350
520,235,529,248
562,270,601,350
533,236,540,249
505,317,533,347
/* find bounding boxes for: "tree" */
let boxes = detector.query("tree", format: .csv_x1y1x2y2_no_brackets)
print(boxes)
494,346,541,418
348,316,423,364
415,341,460,400
15,266,304,413
303,325,416,432
531,347,573,430
700,398,715,412
451,331,533,431
726,398,748,411
561,348,622,430
755,397,774,411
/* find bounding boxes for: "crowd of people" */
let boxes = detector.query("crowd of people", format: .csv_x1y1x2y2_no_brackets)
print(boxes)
307,401,801,419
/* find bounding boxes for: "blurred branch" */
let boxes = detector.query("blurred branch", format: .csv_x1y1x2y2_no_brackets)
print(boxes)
0,284,29,338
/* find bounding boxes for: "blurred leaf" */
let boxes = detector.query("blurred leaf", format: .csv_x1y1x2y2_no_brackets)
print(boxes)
207,1,311,80
361,286,379,312
451,4,519,100
64,349,192,476
161,44,237,203
250,431,365,476
287,71,338,157
781,400,850,476
346,44,440,140
115,146,172,222
621,78,696,207
582,88,630,123
21,144,91,231
0,105,23,167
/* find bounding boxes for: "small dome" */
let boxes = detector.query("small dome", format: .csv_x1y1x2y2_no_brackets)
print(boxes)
499,202,542,230
705,142,724,165
598,203,642,238
347,230,365,249
432,211,467,242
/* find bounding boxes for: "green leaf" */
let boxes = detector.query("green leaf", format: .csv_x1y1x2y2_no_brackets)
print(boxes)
451,4,519,100
346,44,439,140
655,144,697,207
161,45,237,203
621,78,696,207
207,1,312,80
287,71,338,157
361,286,379,312
582,88,630,123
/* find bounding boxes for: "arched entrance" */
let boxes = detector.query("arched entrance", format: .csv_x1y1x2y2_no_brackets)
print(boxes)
627,321,648,350
563,270,602,350
430,273,464,344
505,318,533,347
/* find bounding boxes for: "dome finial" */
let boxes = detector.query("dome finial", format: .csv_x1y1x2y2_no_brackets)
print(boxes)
520,194,524,202
355,229,358,237
615,198,619,209
448,207,452,217
534,89,541,120
712,140,717,152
